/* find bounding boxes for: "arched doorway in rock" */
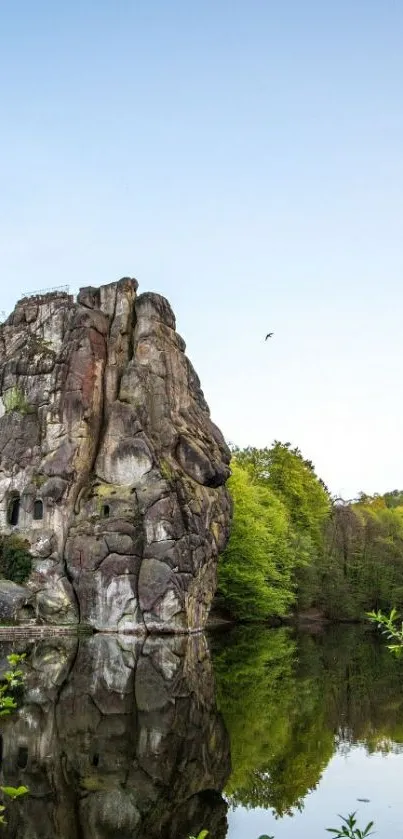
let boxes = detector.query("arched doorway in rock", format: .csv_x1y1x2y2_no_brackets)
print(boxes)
33,499,43,520
17,745,28,770
7,492,20,526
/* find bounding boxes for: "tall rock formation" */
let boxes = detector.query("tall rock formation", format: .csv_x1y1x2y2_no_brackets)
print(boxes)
0,279,231,632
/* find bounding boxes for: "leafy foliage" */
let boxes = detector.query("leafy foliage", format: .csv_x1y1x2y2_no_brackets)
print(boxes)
218,442,330,620
0,654,25,716
317,498,403,619
367,608,403,655
220,441,403,622
0,786,29,800
188,818,374,839
0,534,32,584
217,461,296,620
327,812,374,838
382,489,403,509
234,442,330,554
0,655,28,823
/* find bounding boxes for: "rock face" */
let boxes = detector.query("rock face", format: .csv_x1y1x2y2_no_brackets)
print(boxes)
0,633,230,839
0,581,34,623
0,279,231,631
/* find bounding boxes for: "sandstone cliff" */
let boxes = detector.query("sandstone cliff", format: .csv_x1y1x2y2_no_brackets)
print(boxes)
0,279,231,632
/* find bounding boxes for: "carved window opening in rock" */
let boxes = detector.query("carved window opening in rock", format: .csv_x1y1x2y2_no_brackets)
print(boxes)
17,745,28,770
33,499,44,520
20,604,35,622
102,504,110,518
92,753,99,767
7,493,20,526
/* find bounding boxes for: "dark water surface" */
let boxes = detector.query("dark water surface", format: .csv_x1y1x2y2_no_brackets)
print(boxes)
1,624,403,838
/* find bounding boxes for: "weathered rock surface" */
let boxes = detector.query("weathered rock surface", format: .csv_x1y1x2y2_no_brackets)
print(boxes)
0,633,230,839
0,581,34,623
0,279,231,631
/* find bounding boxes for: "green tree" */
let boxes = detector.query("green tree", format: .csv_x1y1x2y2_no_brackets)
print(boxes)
233,442,330,558
217,461,295,620
219,443,331,618
383,489,403,509
318,499,403,620
221,443,403,623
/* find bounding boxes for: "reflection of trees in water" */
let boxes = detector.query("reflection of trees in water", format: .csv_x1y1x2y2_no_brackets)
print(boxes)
312,626,403,752
0,634,230,839
2,624,403,835
212,624,403,817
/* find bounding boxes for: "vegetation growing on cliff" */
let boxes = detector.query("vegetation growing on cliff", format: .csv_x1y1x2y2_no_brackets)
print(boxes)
219,442,403,622
3,386,33,415
0,535,32,584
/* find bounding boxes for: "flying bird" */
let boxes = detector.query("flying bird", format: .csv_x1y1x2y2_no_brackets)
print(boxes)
265,332,274,340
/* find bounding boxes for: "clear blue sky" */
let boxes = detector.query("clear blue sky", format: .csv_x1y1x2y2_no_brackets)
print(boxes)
1,0,402,498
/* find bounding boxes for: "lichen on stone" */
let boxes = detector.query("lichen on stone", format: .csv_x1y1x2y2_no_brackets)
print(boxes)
3,386,33,415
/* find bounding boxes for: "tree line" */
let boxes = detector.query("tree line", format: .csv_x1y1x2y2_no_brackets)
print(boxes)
217,442,403,621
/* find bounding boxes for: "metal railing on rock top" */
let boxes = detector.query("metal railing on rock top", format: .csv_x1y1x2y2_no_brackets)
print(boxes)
21,285,70,297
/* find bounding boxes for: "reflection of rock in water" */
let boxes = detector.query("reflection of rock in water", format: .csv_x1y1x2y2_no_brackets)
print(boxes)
0,634,230,839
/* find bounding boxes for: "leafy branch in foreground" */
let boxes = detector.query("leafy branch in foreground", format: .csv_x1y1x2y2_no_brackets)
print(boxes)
367,608,403,656
0,653,25,716
0,786,29,800
327,811,374,838
0,654,28,824
188,813,373,839
0,784,29,822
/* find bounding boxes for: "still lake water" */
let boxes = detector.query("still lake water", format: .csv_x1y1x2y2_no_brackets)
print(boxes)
1,624,403,838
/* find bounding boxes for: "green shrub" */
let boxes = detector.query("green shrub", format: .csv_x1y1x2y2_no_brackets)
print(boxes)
0,535,32,584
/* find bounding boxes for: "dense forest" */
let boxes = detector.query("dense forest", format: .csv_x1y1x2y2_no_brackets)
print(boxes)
217,443,403,622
